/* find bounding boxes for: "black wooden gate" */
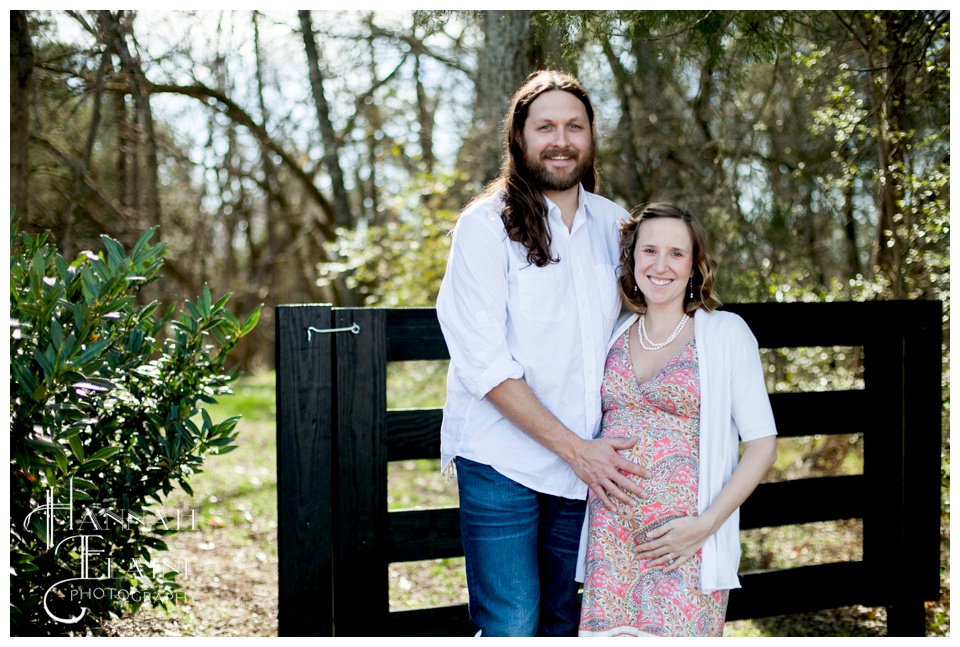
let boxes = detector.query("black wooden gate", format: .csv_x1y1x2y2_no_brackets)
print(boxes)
275,301,942,637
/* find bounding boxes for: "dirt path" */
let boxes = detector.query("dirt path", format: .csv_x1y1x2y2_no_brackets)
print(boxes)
100,525,278,637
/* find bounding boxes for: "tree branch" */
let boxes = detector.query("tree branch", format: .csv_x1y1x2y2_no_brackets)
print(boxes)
145,80,337,241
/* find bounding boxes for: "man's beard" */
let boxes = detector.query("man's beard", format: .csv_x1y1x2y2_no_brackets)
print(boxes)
524,145,595,192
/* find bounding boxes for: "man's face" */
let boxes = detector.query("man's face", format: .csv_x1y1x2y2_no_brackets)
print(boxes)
517,90,594,192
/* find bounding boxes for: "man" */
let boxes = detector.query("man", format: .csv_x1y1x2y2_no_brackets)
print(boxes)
436,70,651,637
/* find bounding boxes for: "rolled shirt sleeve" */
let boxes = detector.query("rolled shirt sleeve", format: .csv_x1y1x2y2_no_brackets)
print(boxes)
437,205,525,401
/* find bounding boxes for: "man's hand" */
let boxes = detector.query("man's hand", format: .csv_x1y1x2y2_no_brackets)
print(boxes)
568,436,651,510
484,378,651,508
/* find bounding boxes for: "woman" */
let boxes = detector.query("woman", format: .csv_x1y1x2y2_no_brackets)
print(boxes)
577,202,778,637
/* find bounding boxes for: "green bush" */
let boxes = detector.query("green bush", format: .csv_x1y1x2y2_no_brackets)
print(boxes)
9,223,261,635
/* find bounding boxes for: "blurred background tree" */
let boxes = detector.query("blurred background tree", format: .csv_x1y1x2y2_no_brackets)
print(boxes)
10,7,948,471
10,9,947,366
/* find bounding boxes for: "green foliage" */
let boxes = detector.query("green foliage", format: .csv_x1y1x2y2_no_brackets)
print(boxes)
9,222,261,635
318,172,457,307
807,39,950,304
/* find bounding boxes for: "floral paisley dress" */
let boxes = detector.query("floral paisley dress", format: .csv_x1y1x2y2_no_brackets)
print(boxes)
578,329,729,637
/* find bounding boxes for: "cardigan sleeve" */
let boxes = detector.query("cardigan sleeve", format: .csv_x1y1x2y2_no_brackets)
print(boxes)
728,316,778,442
697,310,777,593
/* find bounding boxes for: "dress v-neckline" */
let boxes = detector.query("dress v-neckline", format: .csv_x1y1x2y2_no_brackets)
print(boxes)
625,328,695,389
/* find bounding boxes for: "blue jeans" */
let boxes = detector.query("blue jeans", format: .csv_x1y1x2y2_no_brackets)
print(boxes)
456,456,586,637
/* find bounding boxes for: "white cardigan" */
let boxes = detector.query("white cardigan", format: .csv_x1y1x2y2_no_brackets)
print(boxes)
576,308,777,593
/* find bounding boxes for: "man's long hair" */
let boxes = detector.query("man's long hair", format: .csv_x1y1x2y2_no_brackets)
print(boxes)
472,70,599,267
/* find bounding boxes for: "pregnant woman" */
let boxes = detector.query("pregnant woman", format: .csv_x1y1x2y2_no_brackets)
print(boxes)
577,202,778,637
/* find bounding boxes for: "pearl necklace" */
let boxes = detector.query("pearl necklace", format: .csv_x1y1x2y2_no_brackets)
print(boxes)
638,313,689,351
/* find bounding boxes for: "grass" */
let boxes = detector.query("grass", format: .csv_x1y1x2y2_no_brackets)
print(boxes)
105,356,948,637
172,370,278,538
385,361,466,611
101,372,279,636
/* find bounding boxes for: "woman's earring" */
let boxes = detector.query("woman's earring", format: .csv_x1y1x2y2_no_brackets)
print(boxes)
632,285,639,296
689,277,694,300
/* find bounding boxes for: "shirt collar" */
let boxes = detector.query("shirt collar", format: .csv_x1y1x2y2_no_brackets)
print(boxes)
543,183,590,227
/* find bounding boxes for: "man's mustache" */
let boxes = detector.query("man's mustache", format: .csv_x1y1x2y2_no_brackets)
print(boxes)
540,147,580,161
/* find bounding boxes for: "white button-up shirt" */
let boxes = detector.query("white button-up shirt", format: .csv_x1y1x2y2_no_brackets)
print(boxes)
437,186,627,499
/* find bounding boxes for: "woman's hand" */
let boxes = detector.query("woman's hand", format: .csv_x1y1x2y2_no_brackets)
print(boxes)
638,436,776,572
635,516,712,573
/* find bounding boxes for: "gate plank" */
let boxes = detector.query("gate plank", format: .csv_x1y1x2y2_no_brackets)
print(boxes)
276,304,334,637
333,308,390,634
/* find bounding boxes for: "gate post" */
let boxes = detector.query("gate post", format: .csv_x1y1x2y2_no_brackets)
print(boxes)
276,304,334,636
886,301,943,636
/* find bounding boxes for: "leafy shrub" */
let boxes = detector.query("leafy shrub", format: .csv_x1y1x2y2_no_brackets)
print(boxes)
9,223,261,635
317,171,456,307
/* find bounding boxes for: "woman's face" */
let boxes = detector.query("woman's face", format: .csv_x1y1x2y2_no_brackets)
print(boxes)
632,217,695,311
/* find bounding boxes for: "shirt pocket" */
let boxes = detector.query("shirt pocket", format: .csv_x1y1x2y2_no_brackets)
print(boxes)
517,263,565,322
594,263,621,318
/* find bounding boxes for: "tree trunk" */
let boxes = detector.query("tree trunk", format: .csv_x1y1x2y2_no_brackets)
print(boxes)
803,178,826,288
530,10,571,71
10,10,35,229
414,55,436,173
868,12,910,297
112,68,131,212
252,10,279,303
62,33,113,258
364,29,384,226
299,10,353,230
460,10,535,187
691,60,720,194
101,10,161,239
842,179,861,278
601,37,641,206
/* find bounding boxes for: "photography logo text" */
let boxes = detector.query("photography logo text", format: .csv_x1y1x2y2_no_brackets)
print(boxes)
23,479,200,624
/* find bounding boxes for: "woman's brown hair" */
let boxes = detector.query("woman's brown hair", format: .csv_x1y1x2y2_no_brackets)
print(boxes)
617,202,721,314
